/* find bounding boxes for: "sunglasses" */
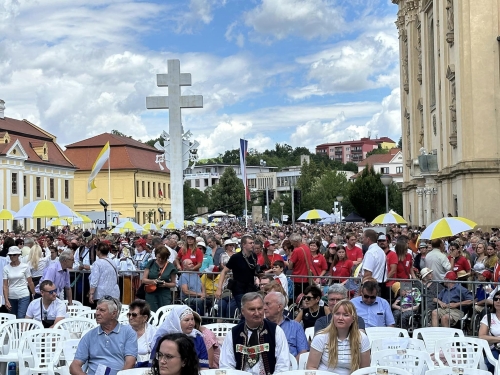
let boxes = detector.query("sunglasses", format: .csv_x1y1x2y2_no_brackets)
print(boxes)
363,294,377,300
127,312,140,318
302,296,316,301
493,297,500,302
43,289,57,295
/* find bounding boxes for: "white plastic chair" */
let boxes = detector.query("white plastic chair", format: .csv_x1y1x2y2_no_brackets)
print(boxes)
117,369,150,375
203,323,236,338
298,352,309,369
53,317,97,339
353,367,413,375
148,311,158,326
371,349,435,375
18,328,69,375
412,327,464,354
365,327,409,344
0,319,45,371
76,309,97,320
289,352,298,370
54,339,80,375
426,368,491,375
156,305,176,325
63,300,83,306
0,313,16,326
434,337,485,369
371,338,426,352
118,313,130,325
66,305,90,317
305,326,315,341
200,370,253,375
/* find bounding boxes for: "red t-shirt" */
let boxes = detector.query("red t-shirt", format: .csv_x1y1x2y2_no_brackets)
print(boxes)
386,250,398,287
257,253,284,267
331,259,353,279
311,254,328,274
395,253,413,279
290,244,314,283
346,245,363,263
177,248,204,269
449,256,471,273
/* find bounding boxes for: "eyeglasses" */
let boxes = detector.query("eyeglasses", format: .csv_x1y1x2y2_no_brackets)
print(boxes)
328,298,343,303
127,312,140,318
43,289,57,295
102,295,119,310
363,294,377,300
493,297,500,302
302,296,316,301
156,352,181,362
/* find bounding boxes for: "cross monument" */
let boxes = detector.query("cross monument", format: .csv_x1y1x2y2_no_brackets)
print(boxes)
146,59,203,228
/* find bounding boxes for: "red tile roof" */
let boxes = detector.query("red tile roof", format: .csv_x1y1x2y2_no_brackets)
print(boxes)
357,149,402,167
64,133,169,173
0,117,75,168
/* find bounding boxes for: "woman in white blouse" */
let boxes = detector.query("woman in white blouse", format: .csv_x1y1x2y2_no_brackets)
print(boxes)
307,300,371,375
128,299,157,367
88,242,120,304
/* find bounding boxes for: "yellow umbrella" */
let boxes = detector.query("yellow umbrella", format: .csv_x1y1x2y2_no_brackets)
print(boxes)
297,209,330,221
207,222,217,227
143,223,158,231
47,218,69,226
158,220,169,227
0,209,16,220
420,217,477,240
194,217,208,225
184,220,195,227
14,200,74,219
162,221,183,230
371,212,407,225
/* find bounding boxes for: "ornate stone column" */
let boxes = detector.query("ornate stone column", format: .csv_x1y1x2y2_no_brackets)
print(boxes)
424,187,433,225
416,188,425,226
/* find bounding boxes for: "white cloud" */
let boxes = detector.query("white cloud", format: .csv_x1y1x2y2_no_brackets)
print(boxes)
364,87,401,138
225,21,245,47
244,0,345,41
173,0,227,33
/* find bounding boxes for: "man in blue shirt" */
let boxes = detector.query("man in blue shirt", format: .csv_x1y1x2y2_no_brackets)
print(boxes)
351,278,395,327
179,259,206,315
264,291,308,361
70,296,137,375
431,271,473,327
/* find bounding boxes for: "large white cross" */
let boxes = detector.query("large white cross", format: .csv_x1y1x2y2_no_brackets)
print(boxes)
146,59,203,227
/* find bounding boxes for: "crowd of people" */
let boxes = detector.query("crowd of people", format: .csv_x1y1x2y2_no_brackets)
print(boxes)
1,220,500,373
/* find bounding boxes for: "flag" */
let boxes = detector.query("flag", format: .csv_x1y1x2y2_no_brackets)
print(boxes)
239,139,250,200
159,188,163,197
87,142,110,193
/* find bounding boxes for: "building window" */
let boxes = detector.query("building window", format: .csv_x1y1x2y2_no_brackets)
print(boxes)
195,179,200,187
142,181,145,197
136,181,139,197
11,173,17,195
23,175,27,197
380,167,389,174
148,182,151,197
36,177,41,198
153,182,156,198
64,180,69,199
396,166,403,174
49,178,54,199
428,17,436,108
168,184,171,199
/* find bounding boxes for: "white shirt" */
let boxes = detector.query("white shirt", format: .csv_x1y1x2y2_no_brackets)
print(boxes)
311,331,370,375
360,243,387,282
28,256,51,278
425,248,452,281
219,324,290,374
73,246,92,269
3,263,31,299
137,324,158,362
26,297,66,321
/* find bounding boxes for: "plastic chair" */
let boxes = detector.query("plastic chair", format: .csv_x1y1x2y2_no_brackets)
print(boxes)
289,352,298,370
0,313,16,326
54,339,80,375
148,311,158,326
18,328,69,375
305,326,315,341
0,319,45,372
434,337,485,369
365,327,409,344
117,369,150,375
203,323,236,338
63,300,83,306
156,305,176,325
412,327,464,354
284,371,338,375
371,349,435,375
53,317,97,339
118,313,130,325
371,338,426,352
352,367,413,375
426,368,491,375
76,310,97,320
66,305,91,317
298,352,309,369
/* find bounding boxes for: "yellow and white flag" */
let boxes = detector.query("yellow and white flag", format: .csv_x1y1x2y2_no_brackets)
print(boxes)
87,142,110,193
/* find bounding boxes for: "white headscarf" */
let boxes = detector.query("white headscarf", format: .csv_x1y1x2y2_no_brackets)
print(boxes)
152,305,201,345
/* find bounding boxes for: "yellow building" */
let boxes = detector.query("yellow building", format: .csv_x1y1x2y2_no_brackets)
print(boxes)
0,100,76,231
64,133,171,224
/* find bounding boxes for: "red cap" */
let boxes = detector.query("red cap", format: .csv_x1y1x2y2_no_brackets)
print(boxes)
444,271,457,281
328,243,337,248
480,270,492,280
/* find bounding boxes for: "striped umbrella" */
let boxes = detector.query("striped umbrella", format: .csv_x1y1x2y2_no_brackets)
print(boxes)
371,212,407,225
14,200,75,219
47,218,69,227
206,222,217,227
143,223,158,231
184,220,195,227
158,220,170,227
420,217,477,240
162,221,183,230
297,209,330,221
0,209,16,220
194,217,208,225
115,221,144,233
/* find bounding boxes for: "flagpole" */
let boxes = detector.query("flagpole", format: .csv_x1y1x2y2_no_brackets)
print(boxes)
108,149,111,212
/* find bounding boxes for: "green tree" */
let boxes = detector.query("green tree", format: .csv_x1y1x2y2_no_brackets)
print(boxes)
348,165,386,221
398,136,402,149
305,170,350,212
111,129,132,138
184,182,211,216
145,137,163,148
366,145,389,158
208,168,245,215
343,162,358,173
389,183,404,216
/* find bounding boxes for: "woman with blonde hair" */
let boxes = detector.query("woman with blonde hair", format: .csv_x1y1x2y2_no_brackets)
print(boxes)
307,300,370,374
24,238,50,287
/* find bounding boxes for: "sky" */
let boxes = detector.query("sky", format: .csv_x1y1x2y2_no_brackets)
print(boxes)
0,0,402,158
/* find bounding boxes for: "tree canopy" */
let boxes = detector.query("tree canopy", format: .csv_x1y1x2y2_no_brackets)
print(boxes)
208,167,245,215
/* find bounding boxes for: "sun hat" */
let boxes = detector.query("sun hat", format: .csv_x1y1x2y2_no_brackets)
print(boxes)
7,246,21,255
197,241,206,248
420,267,433,279
391,282,401,296
457,270,470,279
224,239,235,247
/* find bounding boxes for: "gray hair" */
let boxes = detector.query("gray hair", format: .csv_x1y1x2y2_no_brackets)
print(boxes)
24,238,34,247
328,284,348,298
241,292,263,307
58,250,73,262
267,291,286,306
289,233,302,244
97,296,121,315
151,237,162,247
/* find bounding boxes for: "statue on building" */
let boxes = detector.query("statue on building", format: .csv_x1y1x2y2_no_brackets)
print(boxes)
446,0,455,45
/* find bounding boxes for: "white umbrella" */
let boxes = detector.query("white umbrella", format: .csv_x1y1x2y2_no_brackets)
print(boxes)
297,209,330,221
15,200,75,219
46,218,69,227
193,217,208,225
209,210,227,217
114,221,144,233
143,223,158,231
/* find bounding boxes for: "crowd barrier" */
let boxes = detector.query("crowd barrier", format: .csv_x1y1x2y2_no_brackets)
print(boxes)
67,269,493,335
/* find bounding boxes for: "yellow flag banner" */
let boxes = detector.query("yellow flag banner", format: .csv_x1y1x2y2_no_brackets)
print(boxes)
87,142,110,193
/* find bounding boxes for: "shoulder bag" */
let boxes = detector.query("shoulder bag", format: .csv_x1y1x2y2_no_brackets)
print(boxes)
145,261,168,293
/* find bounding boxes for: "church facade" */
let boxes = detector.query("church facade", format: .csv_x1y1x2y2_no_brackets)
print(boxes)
393,0,500,227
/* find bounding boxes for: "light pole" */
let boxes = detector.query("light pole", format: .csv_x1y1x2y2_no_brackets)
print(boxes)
280,201,284,223
336,195,343,223
260,159,269,224
99,198,108,229
380,175,393,213
133,203,138,223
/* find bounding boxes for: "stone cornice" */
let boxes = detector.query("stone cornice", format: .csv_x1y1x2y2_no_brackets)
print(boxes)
428,159,500,182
